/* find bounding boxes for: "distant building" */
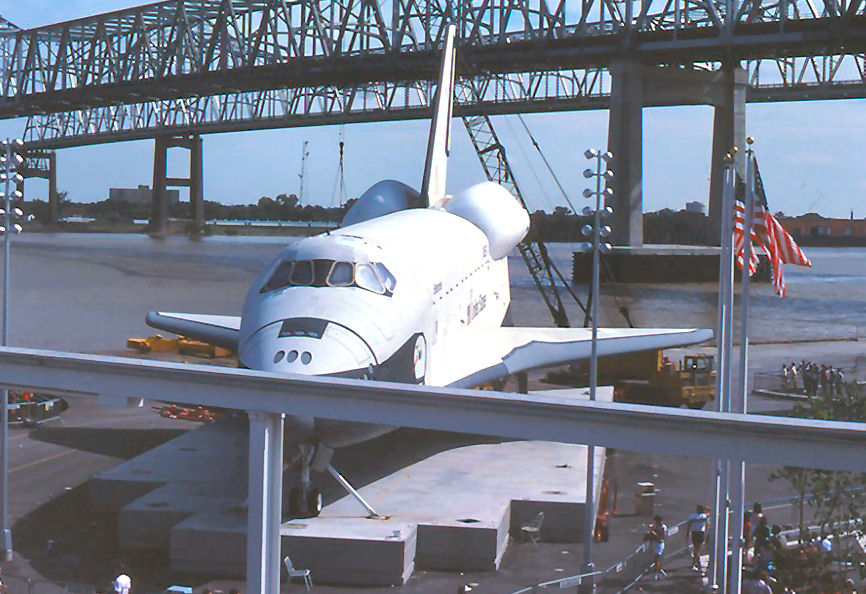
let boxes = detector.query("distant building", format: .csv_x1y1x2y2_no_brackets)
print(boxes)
782,213,866,238
109,185,179,204
685,201,706,215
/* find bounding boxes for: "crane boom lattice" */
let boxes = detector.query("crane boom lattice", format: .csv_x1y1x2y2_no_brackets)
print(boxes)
457,80,586,329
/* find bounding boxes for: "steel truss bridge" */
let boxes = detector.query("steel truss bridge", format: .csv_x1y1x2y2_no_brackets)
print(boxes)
0,0,864,150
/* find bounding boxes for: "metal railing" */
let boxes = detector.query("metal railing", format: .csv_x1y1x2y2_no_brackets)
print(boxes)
752,368,862,395
8,396,67,425
512,485,866,594
511,518,690,593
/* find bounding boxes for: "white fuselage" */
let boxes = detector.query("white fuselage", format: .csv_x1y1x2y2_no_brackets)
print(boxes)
238,202,519,449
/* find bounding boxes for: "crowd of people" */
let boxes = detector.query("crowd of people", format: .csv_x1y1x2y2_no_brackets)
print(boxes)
781,360,847,397
643,502,862,593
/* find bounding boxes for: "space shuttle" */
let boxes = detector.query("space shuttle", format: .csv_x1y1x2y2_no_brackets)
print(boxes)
146,25,712,518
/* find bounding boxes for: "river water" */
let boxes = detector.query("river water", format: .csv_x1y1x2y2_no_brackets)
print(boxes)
3,233,859,352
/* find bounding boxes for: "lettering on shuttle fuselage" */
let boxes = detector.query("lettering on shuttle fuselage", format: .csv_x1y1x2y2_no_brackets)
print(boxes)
466,294,487,324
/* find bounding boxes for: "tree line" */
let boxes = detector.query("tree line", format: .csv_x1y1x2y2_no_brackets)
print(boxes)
28,194,720,244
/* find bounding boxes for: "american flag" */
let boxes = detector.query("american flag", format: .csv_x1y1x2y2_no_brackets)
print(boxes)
733,158,811,298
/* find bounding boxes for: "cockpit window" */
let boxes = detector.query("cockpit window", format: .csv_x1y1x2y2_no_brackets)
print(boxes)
261,257,396,296
374,263,397,293
356,263,385,294
327,262,354,287
290,260,314,286
262,260,293,292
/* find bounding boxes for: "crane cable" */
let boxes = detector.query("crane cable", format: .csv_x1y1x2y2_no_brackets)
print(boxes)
514,112,635,328
501,116,556,213
515,113,579,216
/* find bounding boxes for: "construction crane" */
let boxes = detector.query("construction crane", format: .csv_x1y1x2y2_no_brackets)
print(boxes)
298,139,310,204
456,79,588,328
331,129,348,207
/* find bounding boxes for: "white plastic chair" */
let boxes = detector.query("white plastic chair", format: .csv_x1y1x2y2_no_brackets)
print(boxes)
521,511,545,544
284,555,313,590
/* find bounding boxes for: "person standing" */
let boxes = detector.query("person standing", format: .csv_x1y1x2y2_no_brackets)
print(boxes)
687,504,709,573
644,515,667,580
753,515,771,569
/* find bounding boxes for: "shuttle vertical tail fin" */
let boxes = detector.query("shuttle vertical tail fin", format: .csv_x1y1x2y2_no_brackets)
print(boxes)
420,24,457,208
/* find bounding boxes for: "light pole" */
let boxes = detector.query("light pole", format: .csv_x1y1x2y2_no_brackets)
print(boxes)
579,149,615,590
0,137,28,561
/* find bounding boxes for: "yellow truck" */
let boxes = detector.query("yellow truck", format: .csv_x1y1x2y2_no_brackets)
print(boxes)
545,350,716,409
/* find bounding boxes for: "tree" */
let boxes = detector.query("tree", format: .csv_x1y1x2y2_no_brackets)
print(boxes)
771,380,866,590
275,193,299,208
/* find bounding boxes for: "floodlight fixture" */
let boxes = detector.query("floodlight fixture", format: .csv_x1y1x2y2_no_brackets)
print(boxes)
583,188,593,198
581,206,593,217
584,149,600,159
583,169,594,179
602,170,615,182
581,224,593,237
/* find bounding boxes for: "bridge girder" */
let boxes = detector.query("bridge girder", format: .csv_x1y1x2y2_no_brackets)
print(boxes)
2,0,866,114
18,51,866,150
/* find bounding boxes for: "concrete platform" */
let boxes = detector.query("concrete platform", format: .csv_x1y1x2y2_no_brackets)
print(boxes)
573,244,771,283
280,439,604,586
90,387,609,587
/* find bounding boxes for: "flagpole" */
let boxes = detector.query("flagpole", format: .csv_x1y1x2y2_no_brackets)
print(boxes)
731,137,756,594
709,153,736,592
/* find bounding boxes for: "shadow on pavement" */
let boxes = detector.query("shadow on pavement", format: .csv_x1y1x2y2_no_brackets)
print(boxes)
28,427,188,460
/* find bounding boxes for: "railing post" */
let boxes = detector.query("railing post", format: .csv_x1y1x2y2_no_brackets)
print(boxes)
246,411,284,594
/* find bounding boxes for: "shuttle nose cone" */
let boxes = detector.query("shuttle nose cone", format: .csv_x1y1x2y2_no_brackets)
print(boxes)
240,318,375,377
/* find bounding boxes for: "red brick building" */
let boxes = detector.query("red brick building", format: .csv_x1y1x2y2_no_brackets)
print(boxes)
781,213,866,240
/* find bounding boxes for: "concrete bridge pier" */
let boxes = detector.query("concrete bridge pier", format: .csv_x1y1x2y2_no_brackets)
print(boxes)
20,150,59,223
708,65,748,243
605,62,747,246
151,134,204,236
607,59,644,247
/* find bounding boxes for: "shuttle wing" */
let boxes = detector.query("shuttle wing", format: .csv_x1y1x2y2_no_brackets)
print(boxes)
434,327,714,389
145,311,241,351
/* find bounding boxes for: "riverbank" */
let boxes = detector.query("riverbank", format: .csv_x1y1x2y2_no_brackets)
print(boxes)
29,220,332,237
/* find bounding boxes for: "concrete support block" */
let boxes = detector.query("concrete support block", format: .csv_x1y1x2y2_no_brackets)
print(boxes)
415,504,510,571
607,59,644,247
89,478,162,514
282,529,417,586
171,513,247,577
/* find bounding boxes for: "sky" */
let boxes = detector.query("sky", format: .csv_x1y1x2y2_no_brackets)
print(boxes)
0,1,863,218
